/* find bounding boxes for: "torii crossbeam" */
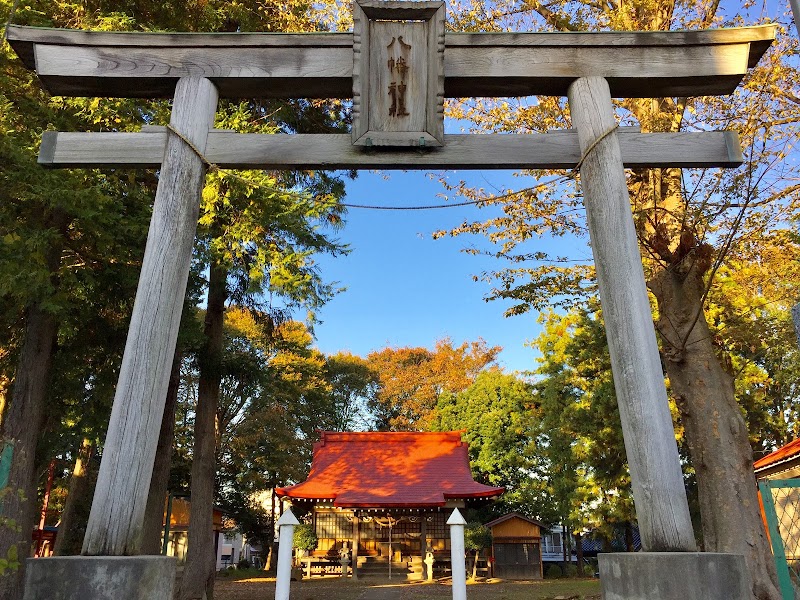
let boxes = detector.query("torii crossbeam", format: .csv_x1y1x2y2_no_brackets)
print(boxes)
8,11,774,600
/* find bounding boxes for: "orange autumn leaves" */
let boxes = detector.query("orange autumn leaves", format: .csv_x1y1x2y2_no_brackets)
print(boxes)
366,338,500,431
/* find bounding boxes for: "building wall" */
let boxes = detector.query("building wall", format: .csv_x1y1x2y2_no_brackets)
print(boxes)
490,517,541,539
492,540,542,579
488,516,546,580
757,463,800,481
313,509,451,558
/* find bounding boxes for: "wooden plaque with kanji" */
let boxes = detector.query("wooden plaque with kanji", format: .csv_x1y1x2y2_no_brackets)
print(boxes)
352,0,445,147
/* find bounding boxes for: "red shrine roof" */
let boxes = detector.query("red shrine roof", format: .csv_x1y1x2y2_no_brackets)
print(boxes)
276,431,504,508
754,438,800,472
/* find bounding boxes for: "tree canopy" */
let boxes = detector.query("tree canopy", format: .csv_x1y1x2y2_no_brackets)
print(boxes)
367,338,501,430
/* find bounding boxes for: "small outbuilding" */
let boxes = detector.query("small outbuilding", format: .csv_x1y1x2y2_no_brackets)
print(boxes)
485,512,545,579
755,437,800,481
754,437,800,597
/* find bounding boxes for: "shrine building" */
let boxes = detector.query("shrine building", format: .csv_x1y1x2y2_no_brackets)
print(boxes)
276,431,503,578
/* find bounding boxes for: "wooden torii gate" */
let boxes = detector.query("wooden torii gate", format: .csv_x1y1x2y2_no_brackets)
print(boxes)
8,8,774,599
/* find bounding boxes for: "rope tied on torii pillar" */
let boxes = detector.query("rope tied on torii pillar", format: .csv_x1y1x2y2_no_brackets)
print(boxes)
166,123,215,170
574,122,621,172
166,123,302,198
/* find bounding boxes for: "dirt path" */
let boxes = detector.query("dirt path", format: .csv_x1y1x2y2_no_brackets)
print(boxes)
214,575,601,600
357,585,403,600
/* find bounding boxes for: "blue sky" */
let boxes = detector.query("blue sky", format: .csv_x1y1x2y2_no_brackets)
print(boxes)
308,0,795,375
311,170,590,374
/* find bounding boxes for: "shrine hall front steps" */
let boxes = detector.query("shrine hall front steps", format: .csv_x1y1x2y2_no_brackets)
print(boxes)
356,554,424,580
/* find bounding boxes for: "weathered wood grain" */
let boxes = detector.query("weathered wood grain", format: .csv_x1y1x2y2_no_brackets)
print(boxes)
38,129,743,169
82,77,218,556
444,43,752,98
368,22,427,137
352,0,444,146
356,0,443,20
351,1,368,142
33,44,353,99
430,10,445,143
6,24,775,99
568,76,696,553
7,22,772,53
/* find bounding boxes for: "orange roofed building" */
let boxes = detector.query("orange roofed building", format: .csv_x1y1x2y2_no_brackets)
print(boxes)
276,431,504,578
754,437,800,481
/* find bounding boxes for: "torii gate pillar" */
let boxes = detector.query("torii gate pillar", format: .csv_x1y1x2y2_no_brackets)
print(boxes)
568,76,696,552
82,77,219,557
23,77,219,600
568,76,752,600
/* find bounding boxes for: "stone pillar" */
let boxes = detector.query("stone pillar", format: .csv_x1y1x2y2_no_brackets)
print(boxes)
424,548,435,582
276,509,299,600
421,515,432,580
447,509,467,600
339,542,350,578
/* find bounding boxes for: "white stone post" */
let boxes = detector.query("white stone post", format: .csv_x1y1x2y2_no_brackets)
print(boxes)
447,509,467,600
83,77,219,556
276,509,300,600
567,76,695,552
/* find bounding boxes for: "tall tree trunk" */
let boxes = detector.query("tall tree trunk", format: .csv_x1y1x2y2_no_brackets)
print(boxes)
0,376,9,430
265,488,276,571
53,439,95,556
649,247,781,600
34,459,56,556
142,349,182,555
0,303,59,599
574,532,584,577
624,522,634,552
0,210,66,597
179,262,227,600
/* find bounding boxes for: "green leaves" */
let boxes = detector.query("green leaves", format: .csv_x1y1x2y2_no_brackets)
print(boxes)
531,307,635,536
0,486,22,577
293,524,318,551
0,544,20,577
434,369,547,519
464,522,492,551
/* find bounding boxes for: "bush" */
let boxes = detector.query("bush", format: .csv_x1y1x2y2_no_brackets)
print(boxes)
464,522,492,551
545,564,563,578
564,563,578,577
237,558,252,570
293,524,318,552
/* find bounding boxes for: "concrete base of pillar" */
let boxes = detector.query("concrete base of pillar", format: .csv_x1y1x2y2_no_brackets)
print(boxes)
23,556,176,600
599,552,751,600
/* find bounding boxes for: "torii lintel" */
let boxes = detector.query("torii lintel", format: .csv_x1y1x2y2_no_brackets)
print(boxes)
7,20,775,164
